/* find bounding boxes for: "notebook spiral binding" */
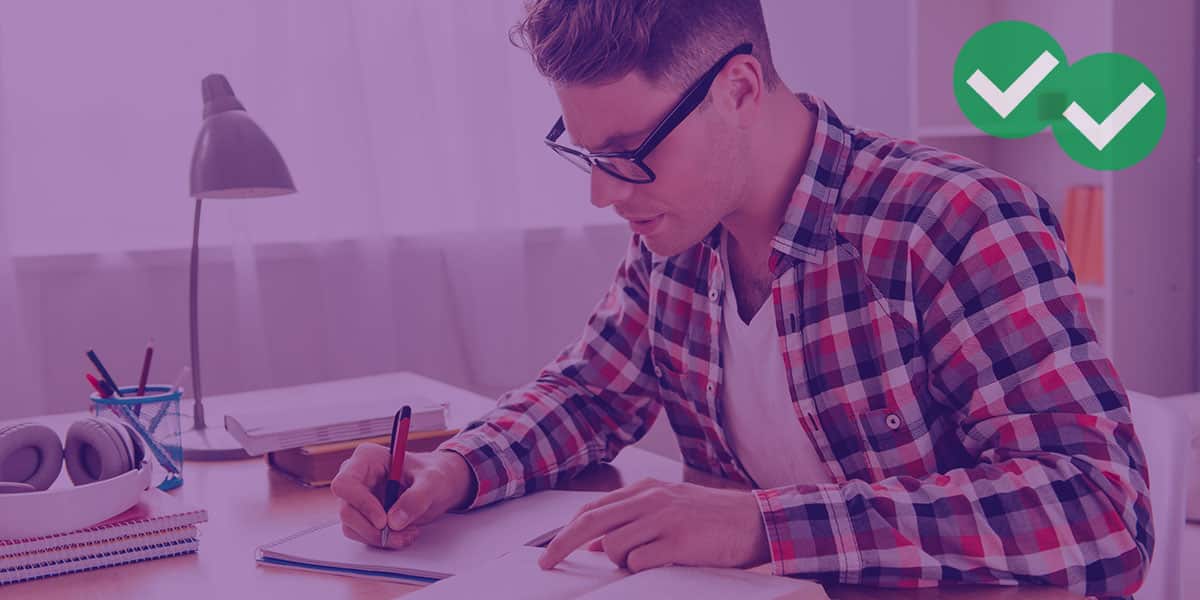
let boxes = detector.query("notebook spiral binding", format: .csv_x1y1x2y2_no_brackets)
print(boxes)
0,509,203,558
1,527,199,571
0,537,199,585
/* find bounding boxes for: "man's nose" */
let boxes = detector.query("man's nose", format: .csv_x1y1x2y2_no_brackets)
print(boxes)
589,167,634,210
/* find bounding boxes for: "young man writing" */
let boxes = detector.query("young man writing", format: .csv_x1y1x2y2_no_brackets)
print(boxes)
332,1,1152,596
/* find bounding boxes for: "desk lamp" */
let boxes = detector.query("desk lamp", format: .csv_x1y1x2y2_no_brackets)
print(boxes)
183,74,296,460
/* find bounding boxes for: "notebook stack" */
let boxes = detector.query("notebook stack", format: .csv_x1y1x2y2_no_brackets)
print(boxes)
0,489,207,585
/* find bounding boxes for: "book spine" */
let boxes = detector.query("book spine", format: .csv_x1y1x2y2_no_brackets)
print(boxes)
0,538,199,585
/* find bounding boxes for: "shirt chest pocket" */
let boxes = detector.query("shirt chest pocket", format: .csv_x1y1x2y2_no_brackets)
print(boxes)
858,406,927,452
855,403,940,480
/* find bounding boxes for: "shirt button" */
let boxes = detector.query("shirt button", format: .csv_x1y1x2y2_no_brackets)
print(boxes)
885,413,902,430
708,288,719,302
706,382,715,395
654,366,663,379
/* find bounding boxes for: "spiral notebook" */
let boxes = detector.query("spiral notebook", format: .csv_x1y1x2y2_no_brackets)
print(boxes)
0,488,207,558
0,526,198,572
257,490,608,582
0,537,198,585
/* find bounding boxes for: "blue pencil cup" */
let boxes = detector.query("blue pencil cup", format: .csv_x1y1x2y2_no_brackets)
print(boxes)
90,385,184,491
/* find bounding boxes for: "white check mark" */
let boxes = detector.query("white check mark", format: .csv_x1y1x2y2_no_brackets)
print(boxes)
1062,83,1156,151
966,51,1060,118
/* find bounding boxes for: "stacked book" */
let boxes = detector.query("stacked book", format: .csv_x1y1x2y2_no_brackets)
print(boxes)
267,429,459,487
223,392,460,487
1,489,207,585
224,396,451,457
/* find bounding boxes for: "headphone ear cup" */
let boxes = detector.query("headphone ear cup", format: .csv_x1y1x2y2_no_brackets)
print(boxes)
119,422,145,467
0,422,64,492
64,418,136,486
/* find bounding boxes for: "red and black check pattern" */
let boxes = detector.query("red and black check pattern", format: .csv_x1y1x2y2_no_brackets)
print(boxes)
438,95,1151,598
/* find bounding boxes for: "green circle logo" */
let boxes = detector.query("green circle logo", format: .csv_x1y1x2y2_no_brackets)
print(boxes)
1051,53,1166,170
954,21,1067,138
953,21,1166,170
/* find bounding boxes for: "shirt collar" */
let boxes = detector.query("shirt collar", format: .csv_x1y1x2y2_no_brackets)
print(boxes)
646,94,852,269
766,93,851,272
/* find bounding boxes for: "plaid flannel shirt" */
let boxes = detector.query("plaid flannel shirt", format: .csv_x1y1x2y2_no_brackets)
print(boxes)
437,94,1152,597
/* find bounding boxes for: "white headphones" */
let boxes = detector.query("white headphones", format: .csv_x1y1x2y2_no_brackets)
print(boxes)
0,418,152,539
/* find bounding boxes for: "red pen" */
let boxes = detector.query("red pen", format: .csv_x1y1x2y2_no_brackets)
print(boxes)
86,373,120,418
86,373,111,398
381,405,411,546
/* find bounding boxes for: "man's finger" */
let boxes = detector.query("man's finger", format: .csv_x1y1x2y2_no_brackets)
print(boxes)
341,521,418,549
384,526,420,550
341,522,375,547
567,478,661,523
538,495,646,569
339,500,383,543
625,540,674,573
332,474,387,530
600,521,660,569
387,467,437,530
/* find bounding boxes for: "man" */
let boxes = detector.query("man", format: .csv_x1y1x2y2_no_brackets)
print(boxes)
332,1,1152,596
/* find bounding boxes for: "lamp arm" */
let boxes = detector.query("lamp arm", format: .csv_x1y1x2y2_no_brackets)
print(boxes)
189,197,206,430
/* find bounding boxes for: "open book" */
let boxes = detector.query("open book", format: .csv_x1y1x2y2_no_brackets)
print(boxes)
408,546,828,600
257,490,608,581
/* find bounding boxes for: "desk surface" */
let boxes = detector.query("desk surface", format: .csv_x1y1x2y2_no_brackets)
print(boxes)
6,376,1081,600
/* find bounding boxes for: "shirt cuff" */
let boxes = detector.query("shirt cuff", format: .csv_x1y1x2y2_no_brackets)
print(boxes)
752,482,862,582
435,430,525,510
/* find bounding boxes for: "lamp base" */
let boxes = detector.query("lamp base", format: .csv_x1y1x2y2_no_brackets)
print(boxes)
181,426,250,461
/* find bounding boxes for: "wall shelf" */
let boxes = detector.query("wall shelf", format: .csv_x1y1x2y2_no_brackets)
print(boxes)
906,0,1196,395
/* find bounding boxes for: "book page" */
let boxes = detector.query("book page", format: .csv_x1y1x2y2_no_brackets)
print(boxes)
579,562,829,600
259,490,606,580
406,546,626,599
407,545,829,600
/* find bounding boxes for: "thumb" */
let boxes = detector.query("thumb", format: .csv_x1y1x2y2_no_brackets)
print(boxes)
387,470,438,530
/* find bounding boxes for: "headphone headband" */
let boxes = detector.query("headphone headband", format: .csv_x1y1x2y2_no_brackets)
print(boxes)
0,458,152,539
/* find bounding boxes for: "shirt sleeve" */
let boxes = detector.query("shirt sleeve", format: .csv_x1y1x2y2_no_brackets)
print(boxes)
436,234,663,509
751,178,1153,598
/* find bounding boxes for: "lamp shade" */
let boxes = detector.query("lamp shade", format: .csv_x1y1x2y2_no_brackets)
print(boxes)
189,74,296,199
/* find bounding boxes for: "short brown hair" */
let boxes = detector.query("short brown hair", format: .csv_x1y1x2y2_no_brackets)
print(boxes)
511,0,782,92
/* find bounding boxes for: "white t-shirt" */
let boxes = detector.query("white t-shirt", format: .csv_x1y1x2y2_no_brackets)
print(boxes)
718,234,832,489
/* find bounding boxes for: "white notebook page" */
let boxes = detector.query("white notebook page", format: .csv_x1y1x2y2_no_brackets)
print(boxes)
258,490,607,580
407,546,628,599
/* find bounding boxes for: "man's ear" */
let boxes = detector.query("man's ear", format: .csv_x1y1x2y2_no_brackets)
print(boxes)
715,55,764,129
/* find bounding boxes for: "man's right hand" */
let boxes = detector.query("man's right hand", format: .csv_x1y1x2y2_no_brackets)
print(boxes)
331,444,475,549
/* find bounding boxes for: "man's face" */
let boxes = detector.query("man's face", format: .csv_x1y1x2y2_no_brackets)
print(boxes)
555,71,745,256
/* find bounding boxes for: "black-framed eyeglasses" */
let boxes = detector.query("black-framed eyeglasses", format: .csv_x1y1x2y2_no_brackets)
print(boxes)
544,43,753,184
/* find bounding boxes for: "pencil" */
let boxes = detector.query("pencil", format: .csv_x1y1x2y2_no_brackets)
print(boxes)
136,340,155,397
86,349,123,398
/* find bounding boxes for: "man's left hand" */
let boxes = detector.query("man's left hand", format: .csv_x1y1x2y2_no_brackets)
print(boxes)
538,478,771,572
